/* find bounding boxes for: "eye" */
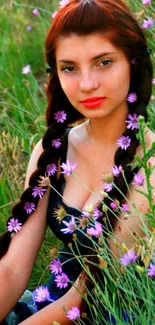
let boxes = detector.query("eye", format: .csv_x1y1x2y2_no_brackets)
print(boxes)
60,66,76,73
99,59,112,67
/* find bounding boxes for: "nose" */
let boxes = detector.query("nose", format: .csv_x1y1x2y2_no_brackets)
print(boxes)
79,70,99,92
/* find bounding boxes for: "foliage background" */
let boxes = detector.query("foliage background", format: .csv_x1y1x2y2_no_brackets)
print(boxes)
0,0,155,290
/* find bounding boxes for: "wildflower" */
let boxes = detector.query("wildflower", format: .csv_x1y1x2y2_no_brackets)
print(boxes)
38,176,50,187
110,202,117,210
121,203,129,212
60,160,77,176
50,258,62,275
131,58,136,64
27,26,32,31
117,135,131,150
33,286,51,302
55,272,69,289
24,202,35,214
67,306,80,321
102,172,113,183
52,11,58,19
54,110,67,123
54,205,66,223
81,211,91,218
52,138,61,148
32,9,39,16
87,222,102,237
32,186,46,199
152,78,155,85
100,190,108,198
125,113,139,130
120,250,137,266
127,92,137,103
132,173,145,186
46,163,57,176
7,218,22,233
59,0,70,8
141,17,154,29
111,165,123,177
61,216,77,234
93,208,102,219
103,182,113,192
85,204,93,214
80,217,90,229
147,263,155,277
142,0,151,4
22,64,31,75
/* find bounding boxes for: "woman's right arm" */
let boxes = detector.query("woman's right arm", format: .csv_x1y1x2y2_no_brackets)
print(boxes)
0,140,50,321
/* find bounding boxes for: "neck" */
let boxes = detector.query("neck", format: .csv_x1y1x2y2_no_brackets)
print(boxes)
86,103,128,146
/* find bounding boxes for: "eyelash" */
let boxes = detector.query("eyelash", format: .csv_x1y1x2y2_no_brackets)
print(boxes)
60,59,113,73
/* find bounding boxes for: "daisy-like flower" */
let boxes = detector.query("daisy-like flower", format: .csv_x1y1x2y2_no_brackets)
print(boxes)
79,217,90,229
127,92,137,103
142,0,151,4
87,222,102,237
93,208,102,220
55,272,69,289
32,186,46,199
67,306,80,321
147,263,155,277
121,203,129,212
54,205,66,223
117,135,131,150
60,160,77,176
120,250,137,266
22,64,31,75
50,258,62,275
27,26,32,31
61,216,77,234
59,0,70,8
52,138,61,148
111,165,123,177
110,202,117,210
125,113,139,130
152,78,155,85
54,110,67,123
46,163,57,176
38,176,50,187
52,11,58,19
132,173,145,186
141,17,154,29
24,202,35,214
32,8,39,16
103,182,113,192
33,286,51,302
81,210,91,218
7,218,22,233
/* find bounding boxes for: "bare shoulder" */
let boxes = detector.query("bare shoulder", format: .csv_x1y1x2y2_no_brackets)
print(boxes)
68,121,89,150
24,139,43,189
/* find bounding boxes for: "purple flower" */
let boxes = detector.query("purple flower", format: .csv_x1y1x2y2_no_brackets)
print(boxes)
142,0,151,4
131,58,136,64
67,306,80,320
141,17,154,29
147,264,155,277
110,202,117,210
55,272,69,289
32,186,46,199
60,160,77,176
127,92,137,103
27,26,32,31
61,216,77,234
125,113,139,130
82,211,91,218
33,286,51,302
93,208,102,220
46,163,57,176
32,9,39,16
117,135,131,150
87,222,102,237
22,64,31,75
52,138,61,148
152,78,155,85
50,258,62,275
24,202,35,214
111,165,123,177
7,218,22,233
132,173,145,186
59,0,70,8
103,182,113,192
121,203,129,212
120,250,137,266
52,11,58,19
54,110,67,123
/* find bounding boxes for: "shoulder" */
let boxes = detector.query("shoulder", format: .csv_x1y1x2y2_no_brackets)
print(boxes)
68,121,89,150
24,139,43,189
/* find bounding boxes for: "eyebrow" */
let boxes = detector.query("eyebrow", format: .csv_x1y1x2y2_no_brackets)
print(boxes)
57,51,116,64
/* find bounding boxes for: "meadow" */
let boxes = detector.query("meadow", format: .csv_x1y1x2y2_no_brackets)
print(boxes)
0,0,155,293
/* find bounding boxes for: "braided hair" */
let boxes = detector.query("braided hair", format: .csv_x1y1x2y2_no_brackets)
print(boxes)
0,0,153,259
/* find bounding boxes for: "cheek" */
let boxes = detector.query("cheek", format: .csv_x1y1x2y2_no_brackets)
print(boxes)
59,77,78,101
106,65,130,98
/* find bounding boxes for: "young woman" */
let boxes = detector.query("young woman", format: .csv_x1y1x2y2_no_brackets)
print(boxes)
0,0,154,324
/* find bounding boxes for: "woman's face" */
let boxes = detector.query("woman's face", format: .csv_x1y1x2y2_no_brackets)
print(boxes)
55,33,131,120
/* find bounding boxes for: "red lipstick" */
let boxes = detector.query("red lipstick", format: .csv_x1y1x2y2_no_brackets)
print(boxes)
80,96,106,108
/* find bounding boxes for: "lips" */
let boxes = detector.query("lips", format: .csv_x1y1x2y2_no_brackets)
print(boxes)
80,96,106,103
80,97,106,109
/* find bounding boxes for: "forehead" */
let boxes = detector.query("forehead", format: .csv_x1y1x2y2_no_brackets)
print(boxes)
55,33,125,61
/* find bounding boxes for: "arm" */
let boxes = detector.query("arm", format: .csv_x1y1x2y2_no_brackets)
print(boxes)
0,140,50,321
